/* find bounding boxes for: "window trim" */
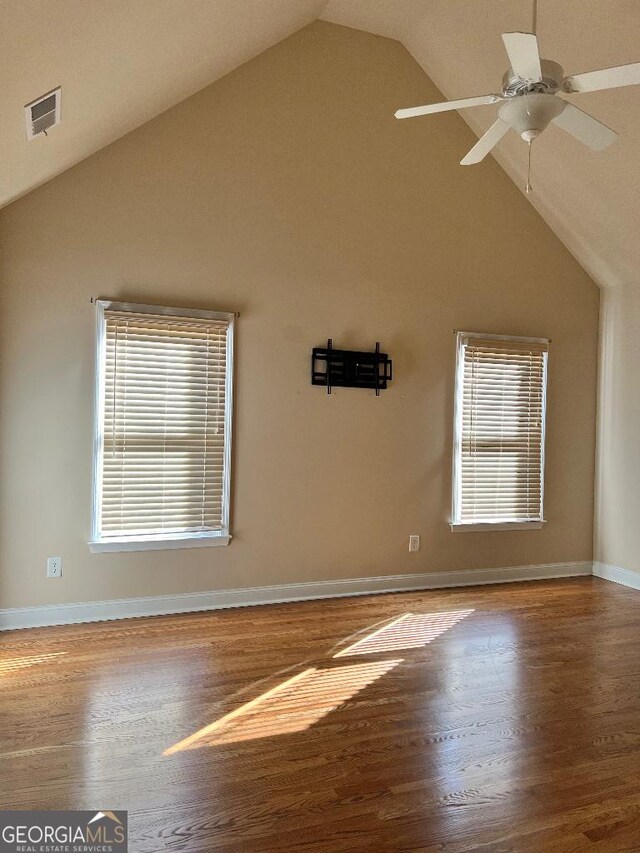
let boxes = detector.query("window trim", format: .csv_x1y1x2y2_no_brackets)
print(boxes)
89,300,235,553
450,330,548,533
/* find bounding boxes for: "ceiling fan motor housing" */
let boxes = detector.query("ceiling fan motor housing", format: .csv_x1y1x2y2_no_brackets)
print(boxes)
502,59,564,96
498,92,565,141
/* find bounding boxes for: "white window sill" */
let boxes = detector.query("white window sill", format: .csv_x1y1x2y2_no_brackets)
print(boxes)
450,521,545,533
89,532,231,553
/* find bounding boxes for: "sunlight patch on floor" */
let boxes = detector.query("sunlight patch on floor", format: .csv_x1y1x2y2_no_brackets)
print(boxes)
0,651,66,675
163,658,402,753
333,610,474,657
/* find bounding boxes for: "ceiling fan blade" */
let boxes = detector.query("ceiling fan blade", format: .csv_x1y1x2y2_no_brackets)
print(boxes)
563,61,640,93
395,94,501,120
552,102,617,150
460,119,510,165
502,32,542,82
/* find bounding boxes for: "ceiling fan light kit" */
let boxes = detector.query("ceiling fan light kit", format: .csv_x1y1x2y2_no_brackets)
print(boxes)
498,92,564,143
395,6,640,192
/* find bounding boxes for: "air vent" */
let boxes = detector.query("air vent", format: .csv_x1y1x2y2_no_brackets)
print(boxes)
25,87,61,140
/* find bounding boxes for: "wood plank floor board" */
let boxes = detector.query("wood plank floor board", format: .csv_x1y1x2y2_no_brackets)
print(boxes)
3,577,640,850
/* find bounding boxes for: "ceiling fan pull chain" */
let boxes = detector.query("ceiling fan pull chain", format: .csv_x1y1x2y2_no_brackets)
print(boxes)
525,141,533,194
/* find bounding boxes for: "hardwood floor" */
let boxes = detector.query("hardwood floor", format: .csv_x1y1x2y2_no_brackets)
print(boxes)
2,577,640,851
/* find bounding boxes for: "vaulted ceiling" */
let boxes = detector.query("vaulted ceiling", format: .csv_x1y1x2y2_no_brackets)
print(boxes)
0,0,325,208
2,0,639,288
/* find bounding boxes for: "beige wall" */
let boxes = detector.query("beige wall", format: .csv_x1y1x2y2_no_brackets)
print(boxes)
595,284,640,573
0,22,599,611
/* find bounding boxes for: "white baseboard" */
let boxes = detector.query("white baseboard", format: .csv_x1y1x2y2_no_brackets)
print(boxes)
0,561,592,631
592,561,640,591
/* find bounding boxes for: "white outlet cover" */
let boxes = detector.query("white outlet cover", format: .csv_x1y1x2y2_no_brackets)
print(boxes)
47,556,63,578
409,535,420,552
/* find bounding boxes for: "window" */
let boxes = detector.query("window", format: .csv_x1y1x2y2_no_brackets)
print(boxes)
451,332,548,531
90,301,234,552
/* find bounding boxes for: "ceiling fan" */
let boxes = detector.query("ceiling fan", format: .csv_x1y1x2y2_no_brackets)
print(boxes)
394,0,640,191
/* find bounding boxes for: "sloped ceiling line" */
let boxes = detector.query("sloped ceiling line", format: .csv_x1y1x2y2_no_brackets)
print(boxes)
322,0,640,290
2,0,638,291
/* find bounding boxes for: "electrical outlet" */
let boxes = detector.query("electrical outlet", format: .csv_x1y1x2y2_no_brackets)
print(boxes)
408,535,420,552
47,556,62,578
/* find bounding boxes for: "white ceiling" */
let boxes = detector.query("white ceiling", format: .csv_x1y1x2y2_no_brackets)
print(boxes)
0,0,324,208
2,0,639,289
323,0,640,289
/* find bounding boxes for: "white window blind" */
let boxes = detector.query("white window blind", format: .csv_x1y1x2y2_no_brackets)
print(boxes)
452,332,548,529
91,302,234,551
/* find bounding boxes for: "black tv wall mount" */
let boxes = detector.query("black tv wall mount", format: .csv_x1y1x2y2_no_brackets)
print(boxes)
311,339,392,396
